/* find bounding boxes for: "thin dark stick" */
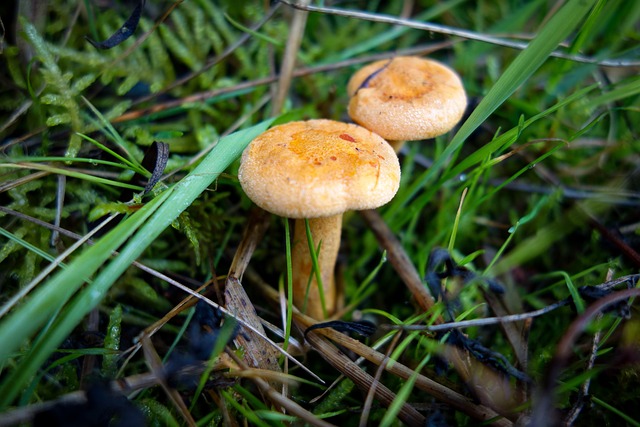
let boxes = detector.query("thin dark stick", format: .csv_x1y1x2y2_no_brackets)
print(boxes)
280,1,640,67
384,299,569,332
359,331,402,427
530,288,640,427
133,3,281,106
588,216,640,268
111,42,452,124
563,312,603,426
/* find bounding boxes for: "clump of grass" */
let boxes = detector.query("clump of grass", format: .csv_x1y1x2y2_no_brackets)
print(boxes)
1,1,639,426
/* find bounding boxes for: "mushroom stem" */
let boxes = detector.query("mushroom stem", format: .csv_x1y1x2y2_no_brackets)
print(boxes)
388,140,406,153
291,215,341,319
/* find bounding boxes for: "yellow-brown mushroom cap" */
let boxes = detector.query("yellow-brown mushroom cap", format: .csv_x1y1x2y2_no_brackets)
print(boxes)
238,119,400,218
347,56,467,142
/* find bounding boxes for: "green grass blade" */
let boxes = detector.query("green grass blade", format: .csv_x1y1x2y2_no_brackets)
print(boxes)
282,218,294,353
0,227,60,267
380,352,431,427
542,271,585,313
4,155,134,171
391,0,598,212
586,75,640,108
82,97,143,169
224,13,282,47
0,119,274,408
0,198,168,407
76,132,146,174
390,83,599,228
304,218,328,319
0,163,143,191
483,195,551,274
0,205,159,364
592,396,640,427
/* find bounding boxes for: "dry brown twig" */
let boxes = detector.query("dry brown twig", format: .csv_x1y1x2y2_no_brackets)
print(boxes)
224,349,336,427
358,209,527,419
270,0,310,115
359,209,437,312
307,322,515,426
140,334,197,427
109,41,453,124
224,207,283,378
254,280,514,426
359,330,404,427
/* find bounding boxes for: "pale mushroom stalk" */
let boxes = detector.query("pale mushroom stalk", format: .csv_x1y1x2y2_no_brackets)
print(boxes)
291,216,341,319
347,56,467,154
387,140,408,153
238,120,400,319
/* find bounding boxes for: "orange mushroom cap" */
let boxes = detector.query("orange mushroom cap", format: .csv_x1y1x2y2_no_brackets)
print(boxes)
347,56,467,142
238,119,400,218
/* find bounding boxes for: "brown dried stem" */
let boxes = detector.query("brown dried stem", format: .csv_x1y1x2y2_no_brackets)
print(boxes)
255,280,513,426
270,0,310,115
304,329,426,426
359,209,437,313
225,207,282,375
225,349,336,427
297,311,514,426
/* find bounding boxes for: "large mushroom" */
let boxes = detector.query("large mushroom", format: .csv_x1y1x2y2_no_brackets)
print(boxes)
347,56,467,152
238,119,400,319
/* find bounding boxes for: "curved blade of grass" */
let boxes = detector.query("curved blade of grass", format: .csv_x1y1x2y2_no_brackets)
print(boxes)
82,97,143,169
389,0,598,214
224,12,282,47
483,195,551,274
585,75,640,108
0,119,274,408
282,218,294,353
0,215,114,319
351,250,387,305
0,212,130,345
592,396,640,427
305,218,328,319
0,200,167,407
0,227,60,267
76,131,147,174
5,156,135,171
489,191,616,276
0,162,144,191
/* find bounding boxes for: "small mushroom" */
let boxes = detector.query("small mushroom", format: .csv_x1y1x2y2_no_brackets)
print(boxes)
238,119,400,319
347,56,467,152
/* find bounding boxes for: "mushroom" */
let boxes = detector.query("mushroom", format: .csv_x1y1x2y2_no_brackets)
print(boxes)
238,119,400,319
347,56,467,152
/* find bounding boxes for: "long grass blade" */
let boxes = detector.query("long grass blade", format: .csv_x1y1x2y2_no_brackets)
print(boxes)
391,0,598,212
0,119,274,408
